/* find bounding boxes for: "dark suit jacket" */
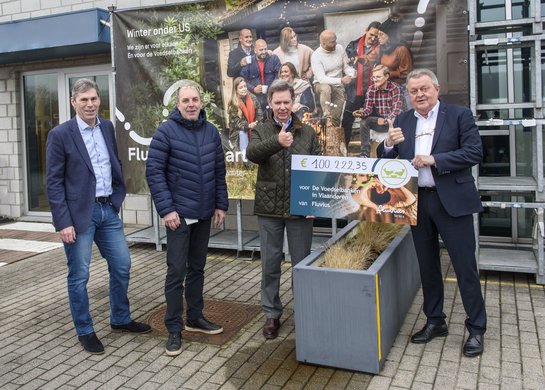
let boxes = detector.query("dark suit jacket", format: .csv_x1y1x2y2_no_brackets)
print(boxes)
46,117,126,233
227,43,254,78
377,101,483,217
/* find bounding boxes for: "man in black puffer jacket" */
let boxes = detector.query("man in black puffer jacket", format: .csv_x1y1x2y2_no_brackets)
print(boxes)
246,80,321,340
146,80,228,357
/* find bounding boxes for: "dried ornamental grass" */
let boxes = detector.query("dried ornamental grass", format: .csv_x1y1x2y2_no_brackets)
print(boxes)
322,222,403,271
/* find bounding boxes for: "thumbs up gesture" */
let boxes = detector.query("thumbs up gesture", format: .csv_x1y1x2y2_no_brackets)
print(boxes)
278,123,293,148
385,119,405,147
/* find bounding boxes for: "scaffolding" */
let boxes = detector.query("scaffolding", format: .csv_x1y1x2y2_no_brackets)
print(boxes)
468,0,545,283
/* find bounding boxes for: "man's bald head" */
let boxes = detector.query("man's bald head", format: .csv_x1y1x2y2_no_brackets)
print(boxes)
255,39,268,60
320,30,337,51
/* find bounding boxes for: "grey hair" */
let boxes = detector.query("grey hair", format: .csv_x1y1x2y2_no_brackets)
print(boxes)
406,68,440,87
71,78,99,98
175,79,203,102
267,79,294,102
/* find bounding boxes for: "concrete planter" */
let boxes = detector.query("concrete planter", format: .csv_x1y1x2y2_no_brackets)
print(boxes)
293,220,420,374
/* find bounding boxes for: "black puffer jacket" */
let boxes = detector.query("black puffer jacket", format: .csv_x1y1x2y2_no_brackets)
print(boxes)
246,114,321,218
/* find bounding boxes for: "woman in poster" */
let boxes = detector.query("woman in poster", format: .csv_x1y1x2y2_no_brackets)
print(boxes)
377,16,413,107
272,26,314,81
228,77,263,152
278,62,315,119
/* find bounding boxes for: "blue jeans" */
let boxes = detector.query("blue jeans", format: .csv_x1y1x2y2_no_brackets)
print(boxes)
64,202,132,336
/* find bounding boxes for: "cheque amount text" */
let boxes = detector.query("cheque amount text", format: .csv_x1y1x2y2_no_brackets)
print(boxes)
310,157,369,172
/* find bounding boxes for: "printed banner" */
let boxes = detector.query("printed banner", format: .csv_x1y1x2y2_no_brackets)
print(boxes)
290,155,419,225
112,0,467,197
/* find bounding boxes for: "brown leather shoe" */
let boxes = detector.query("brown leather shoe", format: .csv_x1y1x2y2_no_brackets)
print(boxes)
263,318,281,339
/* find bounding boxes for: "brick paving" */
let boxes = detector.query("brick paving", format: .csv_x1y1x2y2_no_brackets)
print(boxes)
1,231,545,389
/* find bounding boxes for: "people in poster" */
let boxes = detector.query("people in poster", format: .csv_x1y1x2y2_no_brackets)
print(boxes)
240,39,282,112
272,26,314,81
353,64,405,157
278,62,315,119
377,16,414,107
146,80,228,357
246,80,321,340
342,21,381,145
228,77,263,152
311,30,355,127
377,68,486,357
227,28,254,78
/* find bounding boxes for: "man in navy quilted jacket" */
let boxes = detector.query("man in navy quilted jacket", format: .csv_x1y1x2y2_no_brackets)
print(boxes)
146,80,228,357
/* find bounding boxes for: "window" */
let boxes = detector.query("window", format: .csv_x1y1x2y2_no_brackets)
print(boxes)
477,49,508,104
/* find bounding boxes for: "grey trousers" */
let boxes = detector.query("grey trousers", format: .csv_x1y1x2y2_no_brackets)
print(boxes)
258,216,314,320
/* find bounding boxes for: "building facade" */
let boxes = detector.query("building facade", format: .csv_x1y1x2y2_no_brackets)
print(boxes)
1,0,544,276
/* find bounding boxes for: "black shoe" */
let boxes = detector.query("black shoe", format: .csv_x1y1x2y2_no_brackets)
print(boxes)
165,332,182,356
185,318,223,335
263,318,281,340
410,323,448,344
78,332,104,354
111,320,152,334
463,334,484,357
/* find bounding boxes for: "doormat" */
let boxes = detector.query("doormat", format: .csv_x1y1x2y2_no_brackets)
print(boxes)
145,299,261,345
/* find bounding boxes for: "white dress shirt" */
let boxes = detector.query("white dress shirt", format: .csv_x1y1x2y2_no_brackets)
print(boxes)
414,101,440,187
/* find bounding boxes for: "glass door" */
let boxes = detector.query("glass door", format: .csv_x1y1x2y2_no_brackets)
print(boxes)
24,74,59,212
23,66,112,214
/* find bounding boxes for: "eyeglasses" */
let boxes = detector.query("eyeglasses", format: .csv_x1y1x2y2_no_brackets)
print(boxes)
415,129,434,138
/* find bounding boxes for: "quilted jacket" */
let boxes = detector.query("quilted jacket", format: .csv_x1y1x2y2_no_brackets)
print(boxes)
146,108,228,219
246,113,321,218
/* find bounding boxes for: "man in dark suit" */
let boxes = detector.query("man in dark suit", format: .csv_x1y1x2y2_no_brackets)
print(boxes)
46,78,150,355
377,69,486,357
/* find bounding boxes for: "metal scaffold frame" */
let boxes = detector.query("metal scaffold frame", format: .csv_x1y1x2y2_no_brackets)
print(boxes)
468,0,545,284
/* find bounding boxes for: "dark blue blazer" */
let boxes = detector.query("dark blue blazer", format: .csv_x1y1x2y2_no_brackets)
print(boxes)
46,117,126,233
377,102,483,217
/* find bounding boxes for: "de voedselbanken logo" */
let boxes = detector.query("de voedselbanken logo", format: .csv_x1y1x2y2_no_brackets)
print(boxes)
376,160,411,189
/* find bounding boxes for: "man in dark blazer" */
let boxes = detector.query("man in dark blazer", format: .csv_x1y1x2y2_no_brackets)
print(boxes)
46,78,150,355
377,69,486,357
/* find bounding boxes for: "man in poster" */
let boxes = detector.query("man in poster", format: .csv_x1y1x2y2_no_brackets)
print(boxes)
311,30,354,127
342,20,381,145
227,28,254,78
377,68,486,357
241,38,282,112
246,80,321,340
353,64,405,157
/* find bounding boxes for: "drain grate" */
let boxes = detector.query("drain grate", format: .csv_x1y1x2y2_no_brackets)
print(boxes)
145,299,261,345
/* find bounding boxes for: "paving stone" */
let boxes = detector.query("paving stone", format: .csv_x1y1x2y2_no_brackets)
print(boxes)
64,369,101,388
501,360,523,379
2,243,545,390
366,375,392,390
390,369,414,388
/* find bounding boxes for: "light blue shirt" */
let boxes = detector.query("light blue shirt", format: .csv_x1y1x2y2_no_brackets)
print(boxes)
274,116,292,130
76,116,113,197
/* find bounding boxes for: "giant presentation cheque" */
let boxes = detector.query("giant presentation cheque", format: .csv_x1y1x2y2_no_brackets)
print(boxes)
290,155,419,225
